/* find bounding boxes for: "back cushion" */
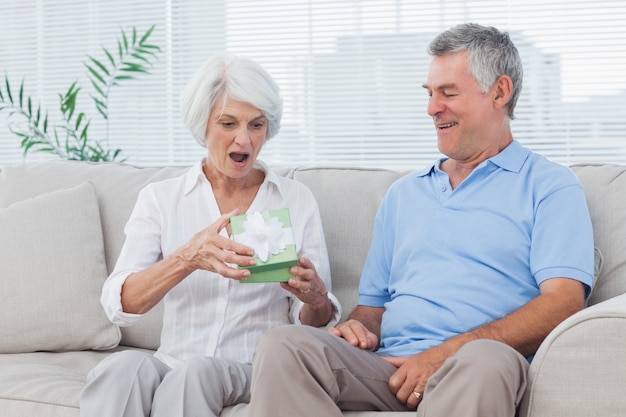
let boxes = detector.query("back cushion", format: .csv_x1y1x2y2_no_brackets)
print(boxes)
571,164,626,306
291,167,404,320
0,161,188,349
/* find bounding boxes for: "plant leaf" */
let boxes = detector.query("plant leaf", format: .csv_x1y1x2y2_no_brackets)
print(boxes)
139,24,156,44
131,53,151,64
5,75,14,104
103,47,116,67
120,63,148,73
122,29,129,51
86,65,106,86
89,78,105,97
87,56,110,76
80,120,90,140
75,112,84,130
18,78,24,108
94,99,108,120
137,45,160,54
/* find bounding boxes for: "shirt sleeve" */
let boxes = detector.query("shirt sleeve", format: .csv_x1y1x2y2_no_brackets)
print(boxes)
358,191,393,308
100,185,164,327
530,182,595,296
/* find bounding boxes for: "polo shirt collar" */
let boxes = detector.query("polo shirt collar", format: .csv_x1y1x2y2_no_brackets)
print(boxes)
488,140,530,173
415,140,529,178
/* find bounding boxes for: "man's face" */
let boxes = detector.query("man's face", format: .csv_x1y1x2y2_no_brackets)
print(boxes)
423,51,502,164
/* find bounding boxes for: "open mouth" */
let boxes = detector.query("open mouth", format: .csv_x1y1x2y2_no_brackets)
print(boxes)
438,122,457,130
230,152,249,163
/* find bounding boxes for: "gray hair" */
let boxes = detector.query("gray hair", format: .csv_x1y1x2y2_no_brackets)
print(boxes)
180,53,283,147
428,23,523,119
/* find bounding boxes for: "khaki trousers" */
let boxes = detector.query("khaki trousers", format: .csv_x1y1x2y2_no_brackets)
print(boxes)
250,325,528,417
79,350,252,417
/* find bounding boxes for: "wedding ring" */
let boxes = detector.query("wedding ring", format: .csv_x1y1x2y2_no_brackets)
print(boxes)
299,288,311,294
413,391,422,400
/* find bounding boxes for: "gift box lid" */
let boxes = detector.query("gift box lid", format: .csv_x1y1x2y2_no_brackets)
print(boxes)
230,209,298,281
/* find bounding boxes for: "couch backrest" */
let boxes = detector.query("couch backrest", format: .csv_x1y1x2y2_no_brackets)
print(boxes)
289,167,403,319
0,161,403,350
570,164,626,306
1,160,624,351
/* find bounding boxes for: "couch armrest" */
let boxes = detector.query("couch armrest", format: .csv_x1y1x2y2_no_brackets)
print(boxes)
519,292,626,417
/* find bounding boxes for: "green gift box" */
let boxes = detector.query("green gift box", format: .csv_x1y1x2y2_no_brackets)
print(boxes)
230,208,298,283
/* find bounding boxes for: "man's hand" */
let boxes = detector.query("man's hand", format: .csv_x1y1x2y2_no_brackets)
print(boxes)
383,343,452,409
328,305,384,350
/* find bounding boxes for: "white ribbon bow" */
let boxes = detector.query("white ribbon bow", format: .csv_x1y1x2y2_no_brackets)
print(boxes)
236,212,290,262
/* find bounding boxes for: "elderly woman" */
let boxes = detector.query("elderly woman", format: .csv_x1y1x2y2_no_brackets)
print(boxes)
79,54,341,417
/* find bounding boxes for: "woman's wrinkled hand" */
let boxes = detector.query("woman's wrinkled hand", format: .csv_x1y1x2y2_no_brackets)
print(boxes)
280,256,327,303
174,209,256,280
281,256,334,327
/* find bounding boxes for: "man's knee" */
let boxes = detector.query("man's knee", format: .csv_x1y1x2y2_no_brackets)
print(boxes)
256,325,320,355
453,339,529,381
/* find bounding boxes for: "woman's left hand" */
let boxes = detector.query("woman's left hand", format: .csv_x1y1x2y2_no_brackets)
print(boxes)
281,257,326,301
280,257,334,326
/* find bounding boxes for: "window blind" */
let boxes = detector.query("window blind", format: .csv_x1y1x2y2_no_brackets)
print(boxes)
1,0,625,170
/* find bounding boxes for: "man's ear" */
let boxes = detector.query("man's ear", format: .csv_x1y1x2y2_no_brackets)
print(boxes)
492,75,513,109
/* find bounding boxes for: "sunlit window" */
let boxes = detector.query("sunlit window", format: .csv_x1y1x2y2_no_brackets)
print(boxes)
1,0,625,169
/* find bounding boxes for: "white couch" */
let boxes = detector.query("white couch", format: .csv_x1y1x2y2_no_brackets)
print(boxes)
0,160,625,417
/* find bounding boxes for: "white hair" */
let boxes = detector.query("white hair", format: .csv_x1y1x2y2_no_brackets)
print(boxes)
180,53,283,147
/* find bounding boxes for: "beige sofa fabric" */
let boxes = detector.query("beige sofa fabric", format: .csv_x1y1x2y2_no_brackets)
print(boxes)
570,164,626,306
0,181,120,352
292,167,404,320
0,161,187,350
0,160,624,417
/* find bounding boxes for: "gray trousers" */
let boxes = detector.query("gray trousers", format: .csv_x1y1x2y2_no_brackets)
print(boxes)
79,350,252,417
250,325,529,417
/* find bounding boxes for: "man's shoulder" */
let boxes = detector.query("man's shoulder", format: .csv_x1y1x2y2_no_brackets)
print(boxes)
525,150,580,185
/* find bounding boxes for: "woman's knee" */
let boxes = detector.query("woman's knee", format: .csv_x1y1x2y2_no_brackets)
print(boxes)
89,350,169,383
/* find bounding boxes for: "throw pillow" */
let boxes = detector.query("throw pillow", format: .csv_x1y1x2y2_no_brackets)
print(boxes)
0,181,121,352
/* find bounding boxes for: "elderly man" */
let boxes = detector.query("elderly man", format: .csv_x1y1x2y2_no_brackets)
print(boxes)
247,23,594,417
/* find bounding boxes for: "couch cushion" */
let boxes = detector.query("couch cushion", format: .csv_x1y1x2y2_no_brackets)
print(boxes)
0,161,189,350
0,346,151,417
571,163,626,305
0,182,121,352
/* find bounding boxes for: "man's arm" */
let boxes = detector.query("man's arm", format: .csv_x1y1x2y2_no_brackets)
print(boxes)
328,305,385,351
386,276,586,407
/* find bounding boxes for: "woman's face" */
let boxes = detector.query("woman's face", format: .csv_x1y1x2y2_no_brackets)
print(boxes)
204,94,268,181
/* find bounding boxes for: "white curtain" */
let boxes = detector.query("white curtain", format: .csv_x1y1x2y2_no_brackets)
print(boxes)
1,0,625,169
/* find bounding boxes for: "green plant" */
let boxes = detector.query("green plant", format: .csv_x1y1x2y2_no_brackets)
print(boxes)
0,25,161,162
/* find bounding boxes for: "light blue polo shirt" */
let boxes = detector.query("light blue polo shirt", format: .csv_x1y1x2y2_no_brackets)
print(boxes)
358,140,594,358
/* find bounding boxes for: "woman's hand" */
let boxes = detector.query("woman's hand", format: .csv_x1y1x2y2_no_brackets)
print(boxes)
174,209,256,280
281,256,334,327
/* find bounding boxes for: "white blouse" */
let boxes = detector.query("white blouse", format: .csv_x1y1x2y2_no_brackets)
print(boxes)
101,159,341,368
